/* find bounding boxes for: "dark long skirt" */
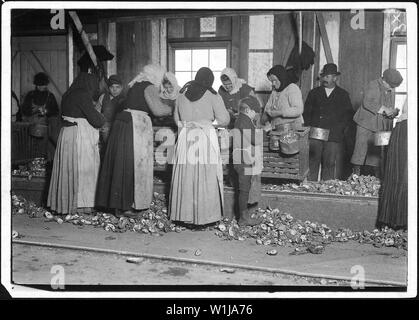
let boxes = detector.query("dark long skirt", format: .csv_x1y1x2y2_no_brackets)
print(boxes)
377,120,407,230
96,111,134,211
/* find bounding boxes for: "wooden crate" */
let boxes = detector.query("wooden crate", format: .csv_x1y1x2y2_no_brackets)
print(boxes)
261,127,310,181
11,122,47,164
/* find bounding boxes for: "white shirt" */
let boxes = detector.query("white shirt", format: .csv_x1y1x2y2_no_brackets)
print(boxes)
325,87,335,98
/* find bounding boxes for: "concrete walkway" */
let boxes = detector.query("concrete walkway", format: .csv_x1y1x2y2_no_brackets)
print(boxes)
11,214,407,286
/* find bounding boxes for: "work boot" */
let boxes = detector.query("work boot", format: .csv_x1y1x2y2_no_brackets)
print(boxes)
352,165,361,176
238,209,262,227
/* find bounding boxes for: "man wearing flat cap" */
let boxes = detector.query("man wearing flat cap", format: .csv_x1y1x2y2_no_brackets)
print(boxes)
351,68,403,177
96,74,126,157
303,63,353,181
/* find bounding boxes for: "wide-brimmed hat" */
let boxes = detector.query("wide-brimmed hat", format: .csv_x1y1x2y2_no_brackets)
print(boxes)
320,63,341,77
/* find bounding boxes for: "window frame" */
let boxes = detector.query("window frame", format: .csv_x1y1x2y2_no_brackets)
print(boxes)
389,37,407,91
389,36,407,120
167,41,231,76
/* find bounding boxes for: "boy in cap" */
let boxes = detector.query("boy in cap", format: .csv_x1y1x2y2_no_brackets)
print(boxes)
351,68,403,178
96,75,125,156
232,96,263,226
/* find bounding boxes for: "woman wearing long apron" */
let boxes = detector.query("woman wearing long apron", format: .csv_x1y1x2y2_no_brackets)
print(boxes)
377,98,408,230
47,73,105,215
96,64,172,217
169,67,230,226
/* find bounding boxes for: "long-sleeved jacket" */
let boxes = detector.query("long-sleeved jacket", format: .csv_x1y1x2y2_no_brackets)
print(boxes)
303,85,353,142
264,83,304,128
353,78,395,132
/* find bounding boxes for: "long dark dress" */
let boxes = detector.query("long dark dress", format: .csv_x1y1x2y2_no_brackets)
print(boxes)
96,81,153,211
376,119,407,230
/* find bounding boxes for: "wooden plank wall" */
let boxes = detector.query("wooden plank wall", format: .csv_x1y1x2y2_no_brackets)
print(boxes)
338,11,384,111
12,36,68,106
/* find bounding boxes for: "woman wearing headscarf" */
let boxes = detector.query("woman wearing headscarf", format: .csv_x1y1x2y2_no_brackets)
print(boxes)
21,72,60,161
96,64,173,218
47,72,105,215
218,67,259,128
169,67,230,226
154,72,181,127
262,65,304,131
377,98,408,230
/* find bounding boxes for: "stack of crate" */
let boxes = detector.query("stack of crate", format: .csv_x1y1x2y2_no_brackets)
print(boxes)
262,127,310,181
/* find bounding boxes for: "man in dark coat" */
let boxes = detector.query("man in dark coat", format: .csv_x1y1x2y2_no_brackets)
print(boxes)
303,63,354,181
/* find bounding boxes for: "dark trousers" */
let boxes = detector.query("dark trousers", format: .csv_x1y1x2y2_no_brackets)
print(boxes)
308,139,343,181
233,164,252,218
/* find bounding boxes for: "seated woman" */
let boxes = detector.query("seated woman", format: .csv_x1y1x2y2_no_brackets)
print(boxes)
153,72,180,127
218,67,260,128
21,72,60,160
96,64,173,218
262,65,304,132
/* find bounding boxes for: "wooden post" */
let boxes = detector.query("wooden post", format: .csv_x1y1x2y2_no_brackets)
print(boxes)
316,12,334,64
68,11,98,68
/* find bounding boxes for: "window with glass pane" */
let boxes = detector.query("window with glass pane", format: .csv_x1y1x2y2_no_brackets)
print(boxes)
390,38,407,124
174,48,227,90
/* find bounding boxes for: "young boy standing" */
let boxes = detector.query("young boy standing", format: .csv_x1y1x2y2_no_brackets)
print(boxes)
96,75,125,157
232,96,263,226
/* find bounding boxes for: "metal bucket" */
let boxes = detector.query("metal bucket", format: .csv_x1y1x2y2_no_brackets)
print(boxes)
29,123,48,138
309,127,329,141
279,133,299,155
374,131,392,146
269,134,281,151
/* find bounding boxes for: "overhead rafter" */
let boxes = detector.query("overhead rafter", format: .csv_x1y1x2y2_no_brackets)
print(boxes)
315,11,334,64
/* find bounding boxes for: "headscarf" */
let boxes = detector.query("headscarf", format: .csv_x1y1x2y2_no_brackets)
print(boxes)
180,67,217,102
128,64,166,88
267,65,292,92
220,67,246,95
63,72,100,101
160,72,181,100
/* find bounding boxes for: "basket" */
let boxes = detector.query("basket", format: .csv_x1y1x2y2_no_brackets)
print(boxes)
309,127,329,141
279,134,300,155
29,123,48,138
374,131,392,146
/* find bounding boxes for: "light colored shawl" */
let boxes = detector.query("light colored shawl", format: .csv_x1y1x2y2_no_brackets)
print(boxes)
128,64,166,88
160,72,181,100
221,67,246,95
